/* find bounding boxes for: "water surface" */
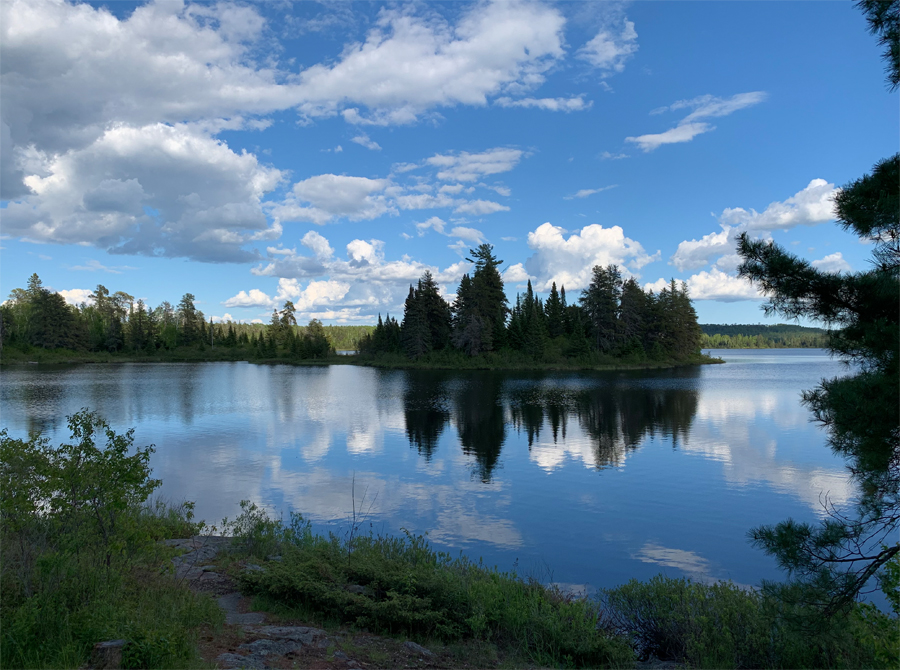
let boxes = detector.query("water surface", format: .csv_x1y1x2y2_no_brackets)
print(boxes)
1,349,853,594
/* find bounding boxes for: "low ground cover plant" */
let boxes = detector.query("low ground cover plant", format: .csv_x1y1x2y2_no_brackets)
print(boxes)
227,500,634,668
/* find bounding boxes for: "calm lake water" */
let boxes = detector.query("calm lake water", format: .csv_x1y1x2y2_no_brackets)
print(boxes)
1,349,855,595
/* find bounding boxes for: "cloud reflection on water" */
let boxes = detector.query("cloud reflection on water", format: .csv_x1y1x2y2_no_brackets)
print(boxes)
0,357,855,582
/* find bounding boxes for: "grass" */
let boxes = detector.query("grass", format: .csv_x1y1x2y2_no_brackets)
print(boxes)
221,501,899,670
223,501,635,668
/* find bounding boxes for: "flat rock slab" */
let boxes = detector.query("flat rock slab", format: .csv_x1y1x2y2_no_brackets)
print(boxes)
239,638,304,656
216,651,268,669
404,640,434,657
163,535,233,581
218,592,266,626
251,625,328,645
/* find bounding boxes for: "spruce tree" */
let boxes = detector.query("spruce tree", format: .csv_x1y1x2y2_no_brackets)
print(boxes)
524,297,548,361
506,295,526,350
465,244,508,351
580,264,622,352
176,293,198,346
452,274,491,356
545,281,565,338
418,271,452,351
619,278,649,355
401,285,430,359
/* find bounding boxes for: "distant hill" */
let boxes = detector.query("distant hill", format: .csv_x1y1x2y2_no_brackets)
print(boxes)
699,324,828,349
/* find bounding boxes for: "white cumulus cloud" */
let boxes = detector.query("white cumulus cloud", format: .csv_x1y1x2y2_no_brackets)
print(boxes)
645,268,764,302
271,174,393,225
811,252,851,273
2,123,283,261
58,288,94,306
720,179,836,232
521,222,660,291
670,179,838,271
293,1,566,124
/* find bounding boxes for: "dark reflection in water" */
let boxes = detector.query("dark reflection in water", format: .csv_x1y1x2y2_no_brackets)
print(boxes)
403,374,451,461
0,354,860,600
400,368,700,480
455,373,507,482
509,374,699,471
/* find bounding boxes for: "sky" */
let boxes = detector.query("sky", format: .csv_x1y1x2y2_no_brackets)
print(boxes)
1,0,896,326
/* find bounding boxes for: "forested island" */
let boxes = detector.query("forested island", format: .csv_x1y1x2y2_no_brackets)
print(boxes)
700,323,828,348
1,245,714,370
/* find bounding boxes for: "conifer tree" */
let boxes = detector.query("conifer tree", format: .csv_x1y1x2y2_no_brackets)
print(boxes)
580,264,622,352
738,154,899,615
418,271,452,351
176,293,199,346
401,285,430,359
619,278,649,355
506,295,526,350
465,244,508,351
545,281,565,338
452,274,491,355
524,296,548,361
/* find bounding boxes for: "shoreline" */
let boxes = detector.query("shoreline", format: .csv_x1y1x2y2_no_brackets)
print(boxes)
0,351,725,370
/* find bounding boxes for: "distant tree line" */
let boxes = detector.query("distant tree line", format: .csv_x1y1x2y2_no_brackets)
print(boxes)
359,244,703,364
700,324,829,349
0,274,345,360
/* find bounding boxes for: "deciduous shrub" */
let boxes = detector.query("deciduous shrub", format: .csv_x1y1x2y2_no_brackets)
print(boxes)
0,411,221,669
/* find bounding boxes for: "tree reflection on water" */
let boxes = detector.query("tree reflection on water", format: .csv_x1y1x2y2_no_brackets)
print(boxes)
403,369,700,481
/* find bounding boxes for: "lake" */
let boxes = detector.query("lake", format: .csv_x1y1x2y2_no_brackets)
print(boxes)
0,349,854,595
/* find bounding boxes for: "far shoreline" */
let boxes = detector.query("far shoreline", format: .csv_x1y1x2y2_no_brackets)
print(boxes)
0,349,725,371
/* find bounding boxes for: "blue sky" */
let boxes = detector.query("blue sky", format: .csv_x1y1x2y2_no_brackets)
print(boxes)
1,0,895,325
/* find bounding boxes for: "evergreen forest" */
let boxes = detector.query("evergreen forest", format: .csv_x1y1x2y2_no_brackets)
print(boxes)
359,244,706,366
0,275,348,362
700,323,829,348
1,247,708,368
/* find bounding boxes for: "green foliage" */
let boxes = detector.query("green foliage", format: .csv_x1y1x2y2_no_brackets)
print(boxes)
738,153,899,614
358,313,402,355
0,412,219,669
228,503,633,668
603,575,898,669
401,271,452,359
856,0,900,91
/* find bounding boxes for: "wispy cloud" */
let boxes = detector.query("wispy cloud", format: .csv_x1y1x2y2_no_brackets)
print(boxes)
564,185,617,200
627,92,767,152
495,96,591,112
351,133,381,151
69,259,136,274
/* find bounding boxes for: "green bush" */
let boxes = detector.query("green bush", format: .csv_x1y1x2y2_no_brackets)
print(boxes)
602,574,898,669
0,411,220,669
